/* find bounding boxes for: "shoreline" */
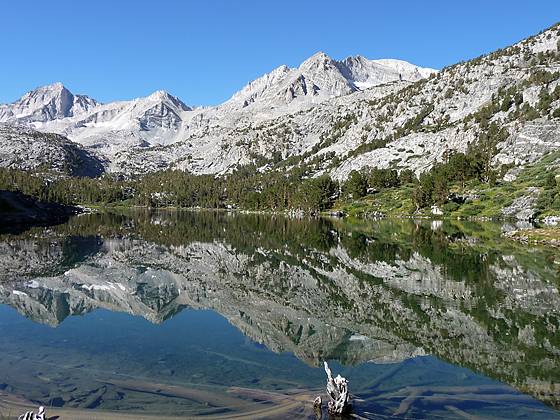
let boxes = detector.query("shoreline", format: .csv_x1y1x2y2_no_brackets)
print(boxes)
5,201,560,249
80,201,547,223
0,387,318,420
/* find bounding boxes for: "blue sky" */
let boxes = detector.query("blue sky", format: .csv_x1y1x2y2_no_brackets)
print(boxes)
1,0,559,105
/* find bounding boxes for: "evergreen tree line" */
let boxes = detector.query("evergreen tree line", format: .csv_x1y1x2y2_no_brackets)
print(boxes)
412,147,506,210
0,166,339,213
343,168,414,199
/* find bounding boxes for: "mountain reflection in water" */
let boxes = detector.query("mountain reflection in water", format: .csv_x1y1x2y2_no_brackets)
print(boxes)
0,210,558,419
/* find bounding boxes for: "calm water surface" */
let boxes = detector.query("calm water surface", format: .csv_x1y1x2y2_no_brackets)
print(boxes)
0,210,559,419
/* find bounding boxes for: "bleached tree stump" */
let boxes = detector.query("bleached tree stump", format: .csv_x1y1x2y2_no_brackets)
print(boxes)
18,406,45,420
324,361,350,414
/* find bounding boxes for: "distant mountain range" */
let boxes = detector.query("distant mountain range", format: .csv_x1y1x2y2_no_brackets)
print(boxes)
1,24,559,180
0,54,434,150
0,53,436,175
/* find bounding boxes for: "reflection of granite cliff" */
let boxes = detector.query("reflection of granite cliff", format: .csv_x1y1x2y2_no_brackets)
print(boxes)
0,218,559,407
0,238,423,366
0,236,101,281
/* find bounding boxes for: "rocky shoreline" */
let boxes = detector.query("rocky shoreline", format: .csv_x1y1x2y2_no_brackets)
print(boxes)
504,227,560,247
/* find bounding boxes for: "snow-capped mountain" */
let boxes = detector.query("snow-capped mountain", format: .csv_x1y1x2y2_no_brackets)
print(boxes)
33,88,191,149
222,52,436,112
223,52,355,110
0,86,193,162
3,23,560,181
0,82,98,124
0,52,434,169
338,56,436,89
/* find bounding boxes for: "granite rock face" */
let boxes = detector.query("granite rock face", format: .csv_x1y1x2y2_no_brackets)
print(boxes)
1,26,560,180
0,124,105,177
501,187,540,220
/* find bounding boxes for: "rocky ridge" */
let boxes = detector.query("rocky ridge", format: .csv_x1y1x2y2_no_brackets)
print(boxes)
0,25,560,194
0,52,437,176
0,124,105,176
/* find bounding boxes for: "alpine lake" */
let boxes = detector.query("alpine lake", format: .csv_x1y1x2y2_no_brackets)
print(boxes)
0,210,559,419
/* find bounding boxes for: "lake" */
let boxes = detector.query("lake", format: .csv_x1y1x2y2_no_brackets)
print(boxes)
0,210,559,419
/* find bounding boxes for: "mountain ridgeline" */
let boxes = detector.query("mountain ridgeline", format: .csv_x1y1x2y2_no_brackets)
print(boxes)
1,24,560,217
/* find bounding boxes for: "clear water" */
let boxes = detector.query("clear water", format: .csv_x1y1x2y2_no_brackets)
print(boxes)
0,210,558,419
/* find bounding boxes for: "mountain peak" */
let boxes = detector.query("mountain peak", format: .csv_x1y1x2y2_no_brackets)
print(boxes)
309,51,330,59
343,55,368,64
336,56,437,89
45,81,65,90
23,82,70,99
224,51,436,111
300,51,336,70
143,90,191,112
0,82,100,124
147,89,172,101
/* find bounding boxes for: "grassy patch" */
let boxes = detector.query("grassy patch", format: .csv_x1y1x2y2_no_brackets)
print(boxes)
333,184,419,218
333,151,560,220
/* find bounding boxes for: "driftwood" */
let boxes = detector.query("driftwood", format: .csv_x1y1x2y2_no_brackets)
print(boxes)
313,395,323,418
18,406,45,420
324,361,350,414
